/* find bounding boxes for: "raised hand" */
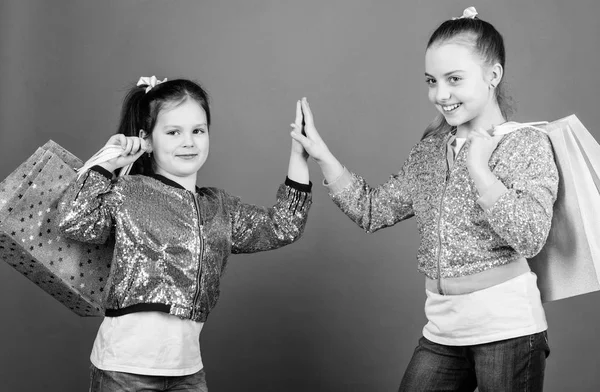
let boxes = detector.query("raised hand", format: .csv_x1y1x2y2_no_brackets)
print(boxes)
290,98,333,164
290,100,309,160
466,127,504,191
290,98,344,183
466,127,504,170
98,134,149,173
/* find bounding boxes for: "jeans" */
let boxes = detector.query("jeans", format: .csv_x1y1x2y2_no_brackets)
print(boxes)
89,364,208,392
398,331,550,392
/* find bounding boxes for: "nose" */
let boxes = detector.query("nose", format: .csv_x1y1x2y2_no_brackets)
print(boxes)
182,131,195,148
435,84,451,103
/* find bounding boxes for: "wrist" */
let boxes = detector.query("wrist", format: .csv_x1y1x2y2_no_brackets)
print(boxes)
468,165,497,191
315,149,336,167
290,149,309,161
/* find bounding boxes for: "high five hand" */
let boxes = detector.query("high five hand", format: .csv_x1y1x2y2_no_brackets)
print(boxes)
290,100,309,160
289,97,332,163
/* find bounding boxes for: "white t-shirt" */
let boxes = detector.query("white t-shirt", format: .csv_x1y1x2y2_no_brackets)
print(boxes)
423,272,547,346
90,311,204,376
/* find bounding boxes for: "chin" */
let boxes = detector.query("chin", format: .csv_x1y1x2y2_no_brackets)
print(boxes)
443,116,462,127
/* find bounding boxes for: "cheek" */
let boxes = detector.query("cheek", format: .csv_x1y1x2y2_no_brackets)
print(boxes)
427,88,437,104
200,135,210,151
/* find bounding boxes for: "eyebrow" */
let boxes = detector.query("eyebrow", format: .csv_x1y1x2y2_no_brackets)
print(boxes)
424,70,465,77
162,123,208,128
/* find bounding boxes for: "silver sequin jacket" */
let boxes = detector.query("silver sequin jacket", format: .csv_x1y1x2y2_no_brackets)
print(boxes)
328,127,558,280
57,167,312,322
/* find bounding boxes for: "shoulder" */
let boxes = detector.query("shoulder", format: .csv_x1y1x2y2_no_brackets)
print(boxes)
407,132,447,162
497,124,552,153
494,124,555,169
415,132,447,150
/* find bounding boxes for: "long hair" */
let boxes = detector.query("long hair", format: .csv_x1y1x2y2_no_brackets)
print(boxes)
422,16,513,140
116,79,211,175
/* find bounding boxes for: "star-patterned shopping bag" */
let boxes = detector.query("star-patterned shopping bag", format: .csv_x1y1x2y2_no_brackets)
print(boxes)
0,141,112,316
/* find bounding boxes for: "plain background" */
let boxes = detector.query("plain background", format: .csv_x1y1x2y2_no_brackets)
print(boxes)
1,0,599,391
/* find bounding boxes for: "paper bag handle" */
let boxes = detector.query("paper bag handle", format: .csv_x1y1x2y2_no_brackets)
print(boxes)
491,121,549,136
76,145,135,179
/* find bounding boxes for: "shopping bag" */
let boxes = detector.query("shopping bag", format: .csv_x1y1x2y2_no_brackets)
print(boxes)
0,141,113,316
496,115,600,302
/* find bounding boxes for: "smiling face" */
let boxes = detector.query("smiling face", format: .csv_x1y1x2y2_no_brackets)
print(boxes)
146,98,209,188
425,42,498,131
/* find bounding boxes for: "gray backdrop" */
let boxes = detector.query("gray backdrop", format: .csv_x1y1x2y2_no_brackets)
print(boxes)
1,0,599,391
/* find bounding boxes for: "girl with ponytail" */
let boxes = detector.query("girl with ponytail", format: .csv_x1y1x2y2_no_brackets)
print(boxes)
292,7,556,391
58,77,312,391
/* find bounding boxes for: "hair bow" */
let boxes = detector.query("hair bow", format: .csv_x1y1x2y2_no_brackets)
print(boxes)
452,6,478,20
137,75,168,93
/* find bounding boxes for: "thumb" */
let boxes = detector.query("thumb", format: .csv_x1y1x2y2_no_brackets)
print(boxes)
290,130,311,148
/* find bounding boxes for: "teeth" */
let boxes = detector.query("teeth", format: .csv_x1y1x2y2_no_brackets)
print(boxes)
443,103,461,112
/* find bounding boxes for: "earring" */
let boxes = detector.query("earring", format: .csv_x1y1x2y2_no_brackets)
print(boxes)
147,152,152,158
490,83,496,89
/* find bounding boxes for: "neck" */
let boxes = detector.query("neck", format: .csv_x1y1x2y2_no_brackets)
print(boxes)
456,103,505,138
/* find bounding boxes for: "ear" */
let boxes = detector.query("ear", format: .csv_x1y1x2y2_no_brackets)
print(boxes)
488,62,503,89
138,129,152,152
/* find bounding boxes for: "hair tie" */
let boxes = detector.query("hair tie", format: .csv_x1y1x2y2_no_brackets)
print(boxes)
452,6,478,20
136,75,168,93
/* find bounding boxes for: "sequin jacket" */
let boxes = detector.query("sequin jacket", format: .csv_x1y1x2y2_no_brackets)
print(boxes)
329,127,558,279
57,167,312,322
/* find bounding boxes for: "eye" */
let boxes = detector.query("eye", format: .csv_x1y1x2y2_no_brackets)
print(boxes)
193,128,207,134
166,130,180,136
425,77,436,86
448,76,461,84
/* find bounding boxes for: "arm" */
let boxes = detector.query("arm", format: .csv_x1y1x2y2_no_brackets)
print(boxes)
469,128,559,257
229,179,312,254
229,101,312,254
290,98,415,233
57,135,146,243
57,166,118,244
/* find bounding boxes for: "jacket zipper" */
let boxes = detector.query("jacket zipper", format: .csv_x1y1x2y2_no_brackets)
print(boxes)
190,193,204,319
435,143,452,295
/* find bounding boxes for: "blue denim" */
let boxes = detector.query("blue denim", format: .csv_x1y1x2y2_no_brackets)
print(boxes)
89,364,208,392
398,331,550,392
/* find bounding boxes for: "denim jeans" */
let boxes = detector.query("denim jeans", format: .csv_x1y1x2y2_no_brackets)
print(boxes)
398,331,550,392
89,364,208,392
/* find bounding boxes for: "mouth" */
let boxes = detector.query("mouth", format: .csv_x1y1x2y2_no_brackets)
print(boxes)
175,154,199,160
441,103,462,113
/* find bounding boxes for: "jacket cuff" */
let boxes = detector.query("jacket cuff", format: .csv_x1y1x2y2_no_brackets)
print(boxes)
285,177,312,193
90,165,114,180
324,167,353,195
477,180,509,211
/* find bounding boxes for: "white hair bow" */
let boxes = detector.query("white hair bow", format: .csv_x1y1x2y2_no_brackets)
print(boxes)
452,6,478,20
137,75,167,93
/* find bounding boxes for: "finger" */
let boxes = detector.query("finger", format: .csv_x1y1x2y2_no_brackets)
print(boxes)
109,134,125,147
295,100,303,128
132,137,141,155
477,128,492,138
132,146,146,159
290,123,305,137
491,134,504,144
139,137,148,152
301,97,315,128
123,137,133,156
290,130,311,148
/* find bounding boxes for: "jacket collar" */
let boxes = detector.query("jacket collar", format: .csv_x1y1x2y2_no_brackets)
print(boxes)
149,173,202,194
